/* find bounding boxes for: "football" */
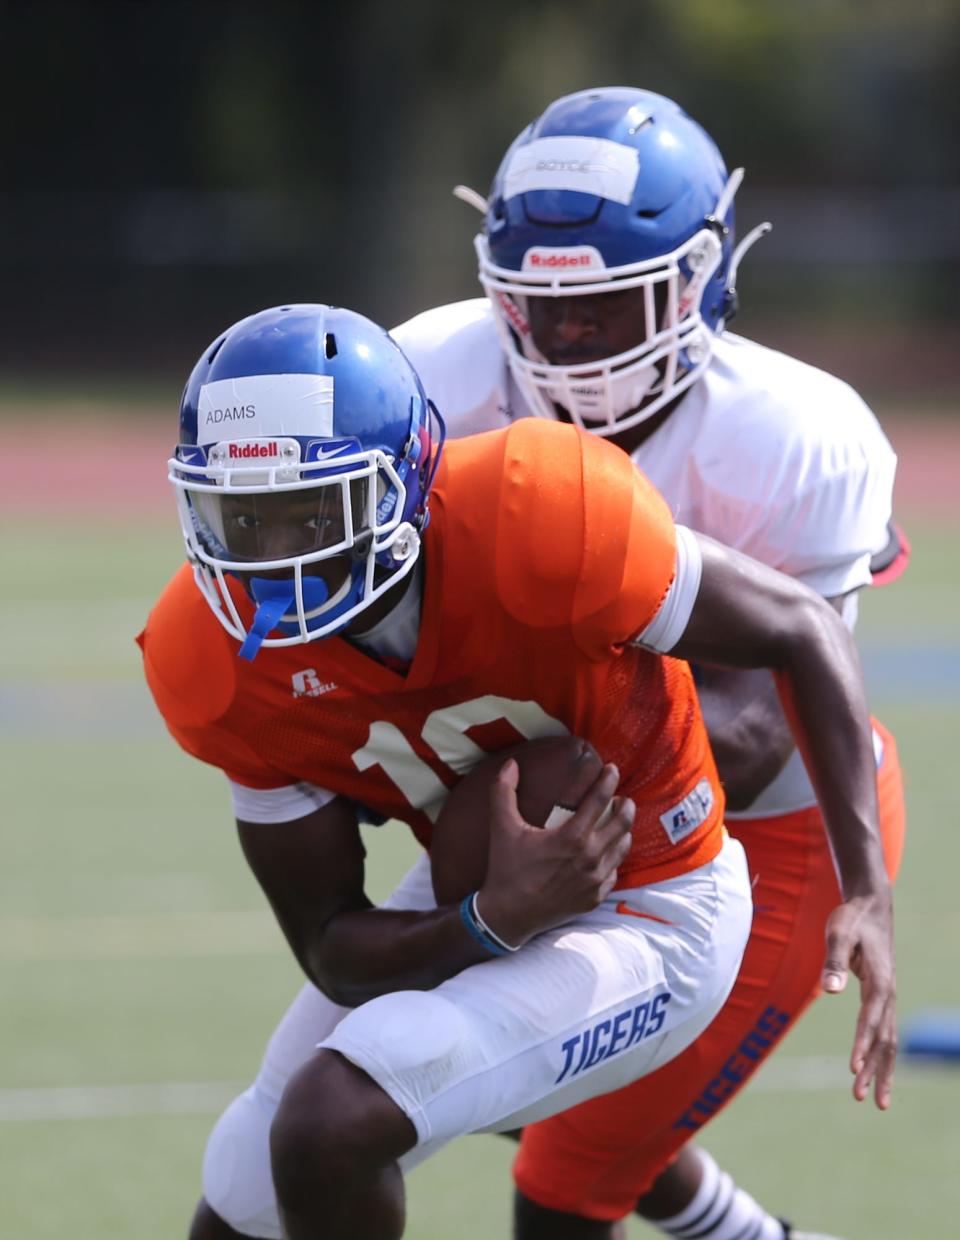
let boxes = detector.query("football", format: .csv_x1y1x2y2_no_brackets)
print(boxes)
430,734,603,904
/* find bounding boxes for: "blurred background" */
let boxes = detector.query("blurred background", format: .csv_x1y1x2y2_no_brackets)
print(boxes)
1,1,958,1237
2,0,958,388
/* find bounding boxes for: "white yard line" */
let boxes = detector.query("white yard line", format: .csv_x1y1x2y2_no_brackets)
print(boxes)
0,1058,948,1123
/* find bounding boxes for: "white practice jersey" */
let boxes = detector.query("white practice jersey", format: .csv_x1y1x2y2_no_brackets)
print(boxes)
393,298,898,818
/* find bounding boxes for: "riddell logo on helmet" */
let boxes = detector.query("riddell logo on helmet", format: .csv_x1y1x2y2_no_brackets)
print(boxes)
522,246,605,273
530,253,592,268
227,441,278,459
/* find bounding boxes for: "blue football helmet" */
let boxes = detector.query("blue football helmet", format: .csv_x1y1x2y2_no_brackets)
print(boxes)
170,304,444,658
473,87,769,435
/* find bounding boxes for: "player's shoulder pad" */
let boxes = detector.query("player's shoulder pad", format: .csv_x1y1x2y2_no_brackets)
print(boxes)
391,298,492,350
390,300,505,433
707,335,894,483
494,421,675,633
137,563,238,729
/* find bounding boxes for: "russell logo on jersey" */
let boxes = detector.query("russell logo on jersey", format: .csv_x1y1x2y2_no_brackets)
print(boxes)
291,669,338,698
660,778,714,845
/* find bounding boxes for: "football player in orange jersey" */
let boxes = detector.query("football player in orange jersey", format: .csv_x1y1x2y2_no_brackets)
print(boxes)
140,303,894,1240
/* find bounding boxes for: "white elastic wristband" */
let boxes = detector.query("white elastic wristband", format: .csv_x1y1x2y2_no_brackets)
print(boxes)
472,892,522,952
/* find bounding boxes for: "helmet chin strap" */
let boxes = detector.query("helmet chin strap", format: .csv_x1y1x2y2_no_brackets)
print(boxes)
558,361,661,425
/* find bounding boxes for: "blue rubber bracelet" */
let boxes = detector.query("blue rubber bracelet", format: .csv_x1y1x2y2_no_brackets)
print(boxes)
459,893,508,956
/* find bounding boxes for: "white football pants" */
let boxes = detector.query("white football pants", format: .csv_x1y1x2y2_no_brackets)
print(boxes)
202,835,750,1238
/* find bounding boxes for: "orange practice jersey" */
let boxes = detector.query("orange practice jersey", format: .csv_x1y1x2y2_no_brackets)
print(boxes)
138,420,724,887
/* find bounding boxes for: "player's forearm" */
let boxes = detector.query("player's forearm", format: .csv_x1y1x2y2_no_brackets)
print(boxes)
305,905,494,1007
772,600,888,898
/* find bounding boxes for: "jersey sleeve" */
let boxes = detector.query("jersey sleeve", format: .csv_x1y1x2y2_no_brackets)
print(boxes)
228,778,336,823
739,449,896,596
137,565,297,791
631,525,702,652
492,422,678,658
694,352,898,597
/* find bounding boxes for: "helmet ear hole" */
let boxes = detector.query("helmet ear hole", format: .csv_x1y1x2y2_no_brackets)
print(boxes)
324,333,338,360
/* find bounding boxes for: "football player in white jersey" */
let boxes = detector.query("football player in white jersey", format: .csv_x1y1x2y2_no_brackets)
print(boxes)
389,87,907,1240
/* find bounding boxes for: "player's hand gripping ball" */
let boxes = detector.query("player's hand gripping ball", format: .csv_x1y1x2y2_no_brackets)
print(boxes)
430,735,604,904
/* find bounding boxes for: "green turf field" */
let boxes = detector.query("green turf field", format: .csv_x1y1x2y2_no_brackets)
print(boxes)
3,458,959,1238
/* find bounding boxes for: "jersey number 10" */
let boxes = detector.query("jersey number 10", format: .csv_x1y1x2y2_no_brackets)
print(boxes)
352,694,567,821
